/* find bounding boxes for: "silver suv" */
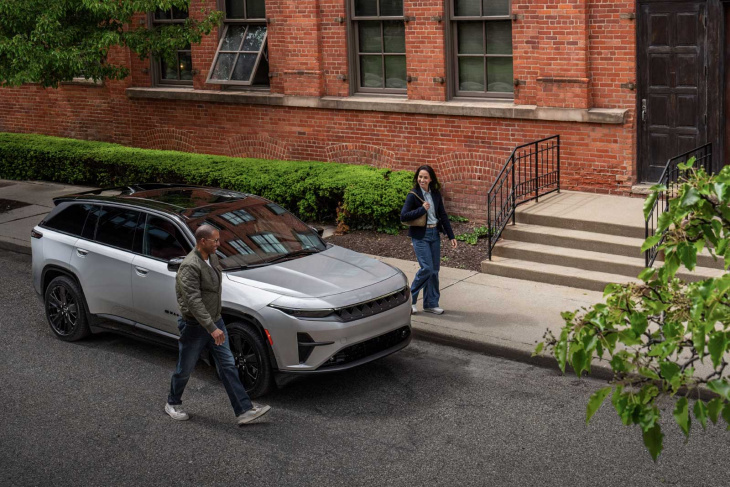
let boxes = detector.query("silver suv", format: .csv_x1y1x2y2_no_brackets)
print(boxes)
31,184,412,397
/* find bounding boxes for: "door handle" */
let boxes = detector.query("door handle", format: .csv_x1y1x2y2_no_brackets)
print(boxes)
641,99,647,122
76,248,89,257
135,266,149,276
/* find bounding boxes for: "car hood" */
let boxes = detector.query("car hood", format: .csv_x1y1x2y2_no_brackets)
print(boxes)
225,245,400,298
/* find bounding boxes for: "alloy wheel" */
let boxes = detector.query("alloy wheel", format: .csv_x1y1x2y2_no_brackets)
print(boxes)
229,330,261,392
47,284,79,337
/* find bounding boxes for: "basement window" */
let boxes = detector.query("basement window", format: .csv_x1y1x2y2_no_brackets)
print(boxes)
207,0,269,87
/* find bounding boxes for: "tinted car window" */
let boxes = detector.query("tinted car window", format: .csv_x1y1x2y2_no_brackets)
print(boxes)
144,215,190,261
95,207,142,251
43,203,95,237
81,205,104,240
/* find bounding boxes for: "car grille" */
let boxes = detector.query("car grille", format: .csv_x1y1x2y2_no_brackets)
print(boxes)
320,326,411,368
334,287,410,323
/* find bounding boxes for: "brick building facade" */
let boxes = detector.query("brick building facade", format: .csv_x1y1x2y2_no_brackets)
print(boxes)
0,1,724,219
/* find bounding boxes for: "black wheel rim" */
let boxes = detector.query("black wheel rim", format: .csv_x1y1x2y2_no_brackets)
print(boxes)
229,330,261,392
47,285,79,336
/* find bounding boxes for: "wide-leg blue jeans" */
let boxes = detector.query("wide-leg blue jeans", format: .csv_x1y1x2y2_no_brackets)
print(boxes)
410,227,441,309
168,318,253,416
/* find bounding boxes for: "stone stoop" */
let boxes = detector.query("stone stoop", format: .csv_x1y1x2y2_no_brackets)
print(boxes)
481,191,725,292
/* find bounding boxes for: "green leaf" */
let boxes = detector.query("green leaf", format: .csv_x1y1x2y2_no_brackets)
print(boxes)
677,243,697,270
660,361,681,384
586,386,612,424
638,267,657,282
643,191,659,220
630,312,648,336
708,333,728,369
679,187,700,207
572,348,588,377
657,211,673,233
708,398,724,424
641,234,663,253
707,379,730,401
532,342,544,357
694,400,708,430
673,397,690,437
714,182,727,201
639,367,660,380
692,325,707,358
642,423,664,462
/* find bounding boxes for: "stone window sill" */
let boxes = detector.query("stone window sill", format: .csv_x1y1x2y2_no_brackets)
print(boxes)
125,87,628,124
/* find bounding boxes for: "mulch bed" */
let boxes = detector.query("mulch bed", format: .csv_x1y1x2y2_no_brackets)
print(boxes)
324,221,490,272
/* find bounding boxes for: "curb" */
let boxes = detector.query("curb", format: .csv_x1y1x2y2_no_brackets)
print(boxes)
0,238,31,256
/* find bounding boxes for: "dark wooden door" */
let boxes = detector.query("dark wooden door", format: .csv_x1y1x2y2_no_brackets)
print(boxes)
638,1,708,182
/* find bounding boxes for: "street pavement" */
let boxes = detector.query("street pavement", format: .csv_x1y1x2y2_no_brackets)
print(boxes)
0,179,608,375
2,251,730,486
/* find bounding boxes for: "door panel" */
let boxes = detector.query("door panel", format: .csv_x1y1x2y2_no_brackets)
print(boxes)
638,1,707,182
131,255,181,335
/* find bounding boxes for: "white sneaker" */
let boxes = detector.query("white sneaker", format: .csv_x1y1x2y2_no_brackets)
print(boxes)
423,307,444,315
411,305,418,314
237,404,271,425
165,403,189,421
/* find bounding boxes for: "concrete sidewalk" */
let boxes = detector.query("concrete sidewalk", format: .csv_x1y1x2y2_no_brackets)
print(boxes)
0,179,607,374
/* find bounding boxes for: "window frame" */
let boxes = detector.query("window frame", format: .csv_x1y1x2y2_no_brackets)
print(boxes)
449,1,514,99
348,0,408,95
149,8,194,86
140,214,192,262
207,0,269,87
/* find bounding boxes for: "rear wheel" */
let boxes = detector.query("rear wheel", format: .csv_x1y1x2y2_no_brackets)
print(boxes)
227,321,274,398
44,276,90,341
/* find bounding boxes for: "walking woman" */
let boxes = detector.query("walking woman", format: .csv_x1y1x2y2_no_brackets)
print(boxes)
400,165,457,315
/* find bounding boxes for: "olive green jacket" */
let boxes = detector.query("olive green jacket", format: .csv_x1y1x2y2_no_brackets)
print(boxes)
175,249,222,334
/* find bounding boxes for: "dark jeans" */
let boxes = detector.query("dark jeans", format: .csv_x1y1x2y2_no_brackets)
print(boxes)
410,227,441,309
168,318,253,416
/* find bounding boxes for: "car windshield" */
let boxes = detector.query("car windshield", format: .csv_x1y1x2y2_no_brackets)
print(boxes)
182,196,325,270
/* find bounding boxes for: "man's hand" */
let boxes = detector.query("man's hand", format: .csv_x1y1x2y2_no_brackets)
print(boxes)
211,328,225,346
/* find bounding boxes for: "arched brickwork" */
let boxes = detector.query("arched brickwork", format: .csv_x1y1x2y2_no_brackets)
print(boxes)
143,128,195,152
326,143,395,169
227,135,291,160
434,152,503,221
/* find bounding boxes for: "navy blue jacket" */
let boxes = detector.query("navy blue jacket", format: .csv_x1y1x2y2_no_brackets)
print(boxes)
400,186,455,240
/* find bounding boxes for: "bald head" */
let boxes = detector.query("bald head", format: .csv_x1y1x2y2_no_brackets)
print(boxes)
195,224,216,243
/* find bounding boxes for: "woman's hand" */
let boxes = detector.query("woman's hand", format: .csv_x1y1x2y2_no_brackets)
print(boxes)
450,239,457,249
422,201,430,210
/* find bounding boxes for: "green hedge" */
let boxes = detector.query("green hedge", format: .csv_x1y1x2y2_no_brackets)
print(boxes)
0,132,414,233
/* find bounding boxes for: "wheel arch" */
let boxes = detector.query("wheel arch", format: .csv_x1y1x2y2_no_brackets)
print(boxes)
221,308,279,371
41,265,95,325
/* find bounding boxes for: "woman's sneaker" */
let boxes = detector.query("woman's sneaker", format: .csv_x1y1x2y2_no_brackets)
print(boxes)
165,403,189,421
423,307,444,315
237,404,272,425
411,305,418,315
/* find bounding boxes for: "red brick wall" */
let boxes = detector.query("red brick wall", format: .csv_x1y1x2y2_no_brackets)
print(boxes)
0,0,638,220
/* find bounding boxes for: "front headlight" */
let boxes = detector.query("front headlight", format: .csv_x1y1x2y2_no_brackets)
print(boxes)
267,304,334,319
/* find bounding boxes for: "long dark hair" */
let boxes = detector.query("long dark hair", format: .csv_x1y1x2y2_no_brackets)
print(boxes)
412,165,441,192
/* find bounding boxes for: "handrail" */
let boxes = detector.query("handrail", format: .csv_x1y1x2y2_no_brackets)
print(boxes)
487,135,561,259
644,143,713,267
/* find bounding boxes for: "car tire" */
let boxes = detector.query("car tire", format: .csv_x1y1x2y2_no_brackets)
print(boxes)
44,276,90,342
227,321,274,398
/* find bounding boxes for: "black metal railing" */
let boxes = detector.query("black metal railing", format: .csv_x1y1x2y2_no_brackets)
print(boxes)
487,135,561,259
644,143,713,267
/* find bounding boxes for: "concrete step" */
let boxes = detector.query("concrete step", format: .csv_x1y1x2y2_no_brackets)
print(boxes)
491,241,724,282
499,223,724,270
481,257,639,293
515,211,645,239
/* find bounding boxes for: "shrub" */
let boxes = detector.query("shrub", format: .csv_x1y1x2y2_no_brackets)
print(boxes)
0,132,413,233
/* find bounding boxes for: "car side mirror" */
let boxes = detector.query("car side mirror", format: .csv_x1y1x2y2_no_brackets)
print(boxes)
167,257,184,273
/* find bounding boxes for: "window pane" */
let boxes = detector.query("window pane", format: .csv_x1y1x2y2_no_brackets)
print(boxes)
154,9,171,20
359,21,382,53
145,217,188,260
483,0,511,16
486,21,512,54
230,239,254,255
383,21,405,53
179,52,193,80
172,6,188,19
232,53,257,81
360,56,383,87
44,203,94,237
355,0,378,16
247,0,266,19
459,57,485,91
487,57,513,92
161,58,178,80
96,208,141,251
211,53,236,80
221,25,246,51
226,0,245,19
458,22,483,54
242,25,266,51
455,0,481,16
384,56,406,89
380,0,403,16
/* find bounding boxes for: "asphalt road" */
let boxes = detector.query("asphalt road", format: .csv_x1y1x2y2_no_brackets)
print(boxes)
2,251,729,487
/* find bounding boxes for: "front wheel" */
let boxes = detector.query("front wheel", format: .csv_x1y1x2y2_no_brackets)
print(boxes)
227,321,274,398
44,276,90,341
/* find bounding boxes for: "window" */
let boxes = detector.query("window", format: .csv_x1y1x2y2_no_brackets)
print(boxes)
143,216,190,261
95,207,143,252
152,7,193,84
229,239,255,255
351,0,406,93
207,0,269,86
221,209,255,225
42,203,96,237
251,233,287,254
264,203,286,216
451,0,513,97
295,231,322,250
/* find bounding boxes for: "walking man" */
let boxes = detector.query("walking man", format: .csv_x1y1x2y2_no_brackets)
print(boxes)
165,224,271,425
